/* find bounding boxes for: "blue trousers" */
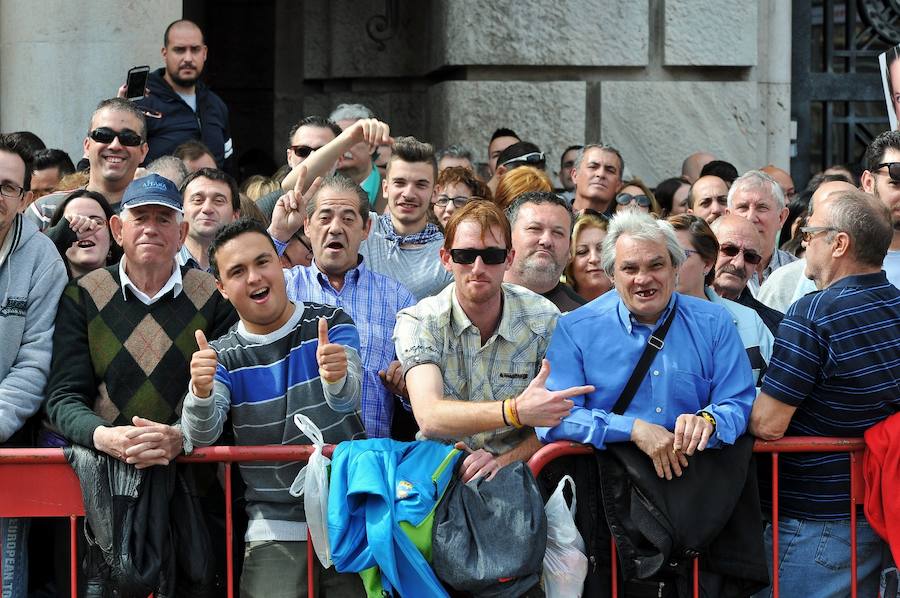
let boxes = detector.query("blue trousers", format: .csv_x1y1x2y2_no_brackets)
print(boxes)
0,518,28,598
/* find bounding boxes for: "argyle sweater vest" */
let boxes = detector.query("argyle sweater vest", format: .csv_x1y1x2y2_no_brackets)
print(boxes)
46,265,237,448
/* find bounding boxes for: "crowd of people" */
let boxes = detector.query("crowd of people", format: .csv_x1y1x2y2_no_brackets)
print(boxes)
1,17,900,598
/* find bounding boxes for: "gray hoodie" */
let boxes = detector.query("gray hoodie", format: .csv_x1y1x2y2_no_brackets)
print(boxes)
0,214,67,442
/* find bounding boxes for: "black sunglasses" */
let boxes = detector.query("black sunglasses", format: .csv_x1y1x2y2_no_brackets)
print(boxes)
615,193,651,207
875,162,900,181
450,247,508,265
290,145,322,159
719,244,763,265
89,127,143,147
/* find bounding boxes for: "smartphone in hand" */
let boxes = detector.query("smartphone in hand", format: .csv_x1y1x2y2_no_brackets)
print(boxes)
125,66,150,100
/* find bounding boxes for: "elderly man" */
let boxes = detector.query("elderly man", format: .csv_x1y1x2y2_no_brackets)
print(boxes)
177,167,240,271
727,170,795,293
750,190,900,598
504,191,584,312
710,215,783,335
268,172,416,439
537,210,755,473
46,173,236,464
688,174,730,224
395,201,592,481
571,144,625,215
756,179,857,311
0,135,68,598
28,98,149,229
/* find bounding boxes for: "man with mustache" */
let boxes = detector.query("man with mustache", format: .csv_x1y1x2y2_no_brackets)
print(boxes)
504,191,585,312
709,214,783,335
135,20,233,170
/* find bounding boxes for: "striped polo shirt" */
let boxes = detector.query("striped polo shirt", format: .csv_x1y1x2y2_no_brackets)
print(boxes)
760,272,900,520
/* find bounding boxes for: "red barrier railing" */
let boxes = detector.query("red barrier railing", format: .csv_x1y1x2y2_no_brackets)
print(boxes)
0,438,868,598
527,437,868,598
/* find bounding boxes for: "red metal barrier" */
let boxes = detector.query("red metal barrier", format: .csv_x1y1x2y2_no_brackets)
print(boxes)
526,437,868,598
0,438,869,597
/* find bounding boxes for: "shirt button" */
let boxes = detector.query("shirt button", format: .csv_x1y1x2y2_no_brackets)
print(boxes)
655,407,662,413
653,370,660,376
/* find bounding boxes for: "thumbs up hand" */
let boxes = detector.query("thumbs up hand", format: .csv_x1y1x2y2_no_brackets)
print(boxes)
316,317,347,384
190,330,218,398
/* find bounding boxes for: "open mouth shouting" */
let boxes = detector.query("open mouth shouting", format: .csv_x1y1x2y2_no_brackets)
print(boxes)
249,287,270,303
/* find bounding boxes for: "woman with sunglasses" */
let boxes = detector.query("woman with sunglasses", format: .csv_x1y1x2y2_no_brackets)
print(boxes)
431,166,491,230
668,214,773,387
45,189,121,279
615,178,662,216
564,209,613,302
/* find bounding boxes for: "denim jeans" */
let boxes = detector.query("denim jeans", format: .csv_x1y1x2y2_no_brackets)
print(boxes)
0,518,28,598
754,517,882,598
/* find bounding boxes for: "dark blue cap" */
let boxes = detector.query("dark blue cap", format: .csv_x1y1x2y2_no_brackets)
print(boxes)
120,174,183,213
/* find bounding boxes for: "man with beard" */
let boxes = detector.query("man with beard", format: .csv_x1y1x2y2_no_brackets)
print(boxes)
135,20,233,169
860,130,900,286
504,191,584,311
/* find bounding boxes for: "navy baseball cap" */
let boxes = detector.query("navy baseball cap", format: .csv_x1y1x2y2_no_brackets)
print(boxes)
120,174,183,213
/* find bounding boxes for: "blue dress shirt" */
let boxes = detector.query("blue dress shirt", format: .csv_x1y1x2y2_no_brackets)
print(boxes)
536,291,755,449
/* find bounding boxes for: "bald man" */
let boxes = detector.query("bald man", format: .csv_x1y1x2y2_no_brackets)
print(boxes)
688,175,729,223
681,151,715,184
135,19,233,169
757,180,858,311
711,215,784,334
761,165,796,202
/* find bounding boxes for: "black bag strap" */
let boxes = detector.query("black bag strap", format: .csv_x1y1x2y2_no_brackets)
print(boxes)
611,304,677,416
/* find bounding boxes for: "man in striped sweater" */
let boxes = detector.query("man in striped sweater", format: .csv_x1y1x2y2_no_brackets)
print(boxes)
181,219,366,598
749,189,900,598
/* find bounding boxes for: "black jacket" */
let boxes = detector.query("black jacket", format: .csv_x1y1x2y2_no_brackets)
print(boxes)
65,446,217,598
135,69,232,170
540,436,769,597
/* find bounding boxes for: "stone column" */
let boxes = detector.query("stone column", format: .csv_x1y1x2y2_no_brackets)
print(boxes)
0,0,181,161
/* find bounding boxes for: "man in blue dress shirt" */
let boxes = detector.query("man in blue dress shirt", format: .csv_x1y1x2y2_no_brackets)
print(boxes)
536,210,756,479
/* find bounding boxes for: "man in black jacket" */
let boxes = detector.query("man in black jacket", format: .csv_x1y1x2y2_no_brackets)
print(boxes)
135,20,233,170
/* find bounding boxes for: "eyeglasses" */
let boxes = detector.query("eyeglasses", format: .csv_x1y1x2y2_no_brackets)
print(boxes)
875,162,900,181
290,145,322,159
800,226,841,243
682,248,700,258
89,127,143,147
719,244,763,265
500,152,545,168
615,193,651,207
449,247,508,265
0,182,25,200
435,195,470,208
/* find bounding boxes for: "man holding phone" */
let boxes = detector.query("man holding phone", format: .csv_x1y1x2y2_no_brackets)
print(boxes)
133,20,233,171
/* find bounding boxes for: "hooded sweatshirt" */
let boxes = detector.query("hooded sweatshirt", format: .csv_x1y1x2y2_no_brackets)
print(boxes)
0,214,67,443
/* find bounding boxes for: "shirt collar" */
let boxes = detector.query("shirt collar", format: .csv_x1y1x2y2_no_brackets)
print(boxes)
176,244,207,272
449,283,515,341
615,290,677,334
825,270,889,291
119,257,183,304
310,255,365,290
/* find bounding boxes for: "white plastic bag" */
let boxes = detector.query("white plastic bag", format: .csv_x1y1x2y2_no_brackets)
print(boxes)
543,475,588,598
289,413,332,568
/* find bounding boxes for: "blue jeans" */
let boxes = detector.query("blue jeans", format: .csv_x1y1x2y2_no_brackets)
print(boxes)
754,517,882,598
0,518,28,598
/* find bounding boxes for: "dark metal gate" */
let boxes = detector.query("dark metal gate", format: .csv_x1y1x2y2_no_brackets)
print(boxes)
792,0,900,187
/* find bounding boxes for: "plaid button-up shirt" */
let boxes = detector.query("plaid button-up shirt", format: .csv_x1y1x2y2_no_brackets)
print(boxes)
394,283,559,454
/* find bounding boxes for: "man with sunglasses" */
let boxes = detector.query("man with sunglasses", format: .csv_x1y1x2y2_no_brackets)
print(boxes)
134,20,233,171
710,215,783,335
395,201,592,482
256,116,343,219
27,98,149,230
0,135,67,598
861,129,900,287
750,189,900,598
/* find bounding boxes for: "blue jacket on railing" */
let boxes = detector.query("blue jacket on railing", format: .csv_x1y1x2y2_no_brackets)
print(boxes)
328,439,460,598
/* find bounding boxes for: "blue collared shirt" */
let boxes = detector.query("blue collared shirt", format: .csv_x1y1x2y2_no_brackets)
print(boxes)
281,255,416,438
536,291,755,449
